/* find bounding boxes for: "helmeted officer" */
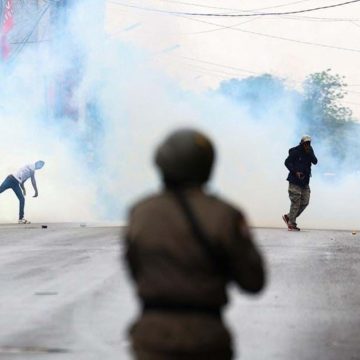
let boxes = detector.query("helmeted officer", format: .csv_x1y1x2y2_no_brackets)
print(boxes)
125,128,266,360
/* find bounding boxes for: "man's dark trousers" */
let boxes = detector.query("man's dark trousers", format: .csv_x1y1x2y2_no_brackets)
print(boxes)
288,182,310,226
0,175,24,220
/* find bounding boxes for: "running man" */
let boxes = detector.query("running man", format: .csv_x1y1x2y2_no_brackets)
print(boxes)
283,136,317,231
0,161,45,224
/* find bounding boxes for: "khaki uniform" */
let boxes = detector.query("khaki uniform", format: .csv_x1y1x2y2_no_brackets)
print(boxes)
125,188,265,359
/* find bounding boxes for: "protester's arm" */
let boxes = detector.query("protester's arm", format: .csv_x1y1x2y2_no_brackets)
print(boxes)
285,150,303,179
309,146,318,165
226,213,266,293
30,173,38,197
285,149,297,172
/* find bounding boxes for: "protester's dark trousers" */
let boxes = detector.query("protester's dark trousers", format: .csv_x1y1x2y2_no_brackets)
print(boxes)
0,175,24,219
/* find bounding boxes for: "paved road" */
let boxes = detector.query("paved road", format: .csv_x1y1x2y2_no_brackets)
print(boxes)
0,224,359,359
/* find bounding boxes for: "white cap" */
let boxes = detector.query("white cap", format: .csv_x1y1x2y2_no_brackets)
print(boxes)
301,135,311,143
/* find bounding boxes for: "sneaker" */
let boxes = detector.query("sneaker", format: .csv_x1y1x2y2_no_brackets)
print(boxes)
288,224,300,231
282,214,289,225
18,219,31,224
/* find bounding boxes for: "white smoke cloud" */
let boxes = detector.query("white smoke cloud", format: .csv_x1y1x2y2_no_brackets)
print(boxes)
0,0,358,230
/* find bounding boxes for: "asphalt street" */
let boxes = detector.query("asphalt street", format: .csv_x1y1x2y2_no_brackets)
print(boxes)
0,224,359,359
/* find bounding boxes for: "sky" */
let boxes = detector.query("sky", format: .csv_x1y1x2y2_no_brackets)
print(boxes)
105,0,360,117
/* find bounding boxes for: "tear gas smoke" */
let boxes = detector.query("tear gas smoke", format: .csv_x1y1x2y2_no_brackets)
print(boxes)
0,1,358,230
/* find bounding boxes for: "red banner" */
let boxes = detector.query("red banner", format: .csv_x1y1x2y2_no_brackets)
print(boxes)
1,0,14,60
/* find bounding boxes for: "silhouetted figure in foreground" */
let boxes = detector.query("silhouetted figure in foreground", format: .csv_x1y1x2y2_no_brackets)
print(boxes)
0,161,45,224
125,129,265,360
283,135,318,231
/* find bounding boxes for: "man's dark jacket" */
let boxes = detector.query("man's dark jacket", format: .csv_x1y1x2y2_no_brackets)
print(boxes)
285,144,318,188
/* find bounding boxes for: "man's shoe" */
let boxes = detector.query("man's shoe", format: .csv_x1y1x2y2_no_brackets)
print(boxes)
282,214,289,225
288,224,300,231
18,219,31,224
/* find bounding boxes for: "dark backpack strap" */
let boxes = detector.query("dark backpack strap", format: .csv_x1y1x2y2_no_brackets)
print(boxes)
172,190,229,276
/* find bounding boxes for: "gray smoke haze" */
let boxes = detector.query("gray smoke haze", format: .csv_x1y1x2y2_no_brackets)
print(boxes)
0,1,358,230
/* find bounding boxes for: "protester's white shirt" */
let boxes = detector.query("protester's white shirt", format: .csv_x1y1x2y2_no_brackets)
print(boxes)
13,164,36,183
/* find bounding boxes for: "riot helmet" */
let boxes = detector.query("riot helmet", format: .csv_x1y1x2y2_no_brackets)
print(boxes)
155,128,215,187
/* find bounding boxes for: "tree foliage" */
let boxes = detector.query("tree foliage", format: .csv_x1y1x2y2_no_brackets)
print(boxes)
301,69,352,129
218,74,291,118
300,69,359,169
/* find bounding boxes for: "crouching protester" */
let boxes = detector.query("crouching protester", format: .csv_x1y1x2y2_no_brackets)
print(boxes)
124,129,266,360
